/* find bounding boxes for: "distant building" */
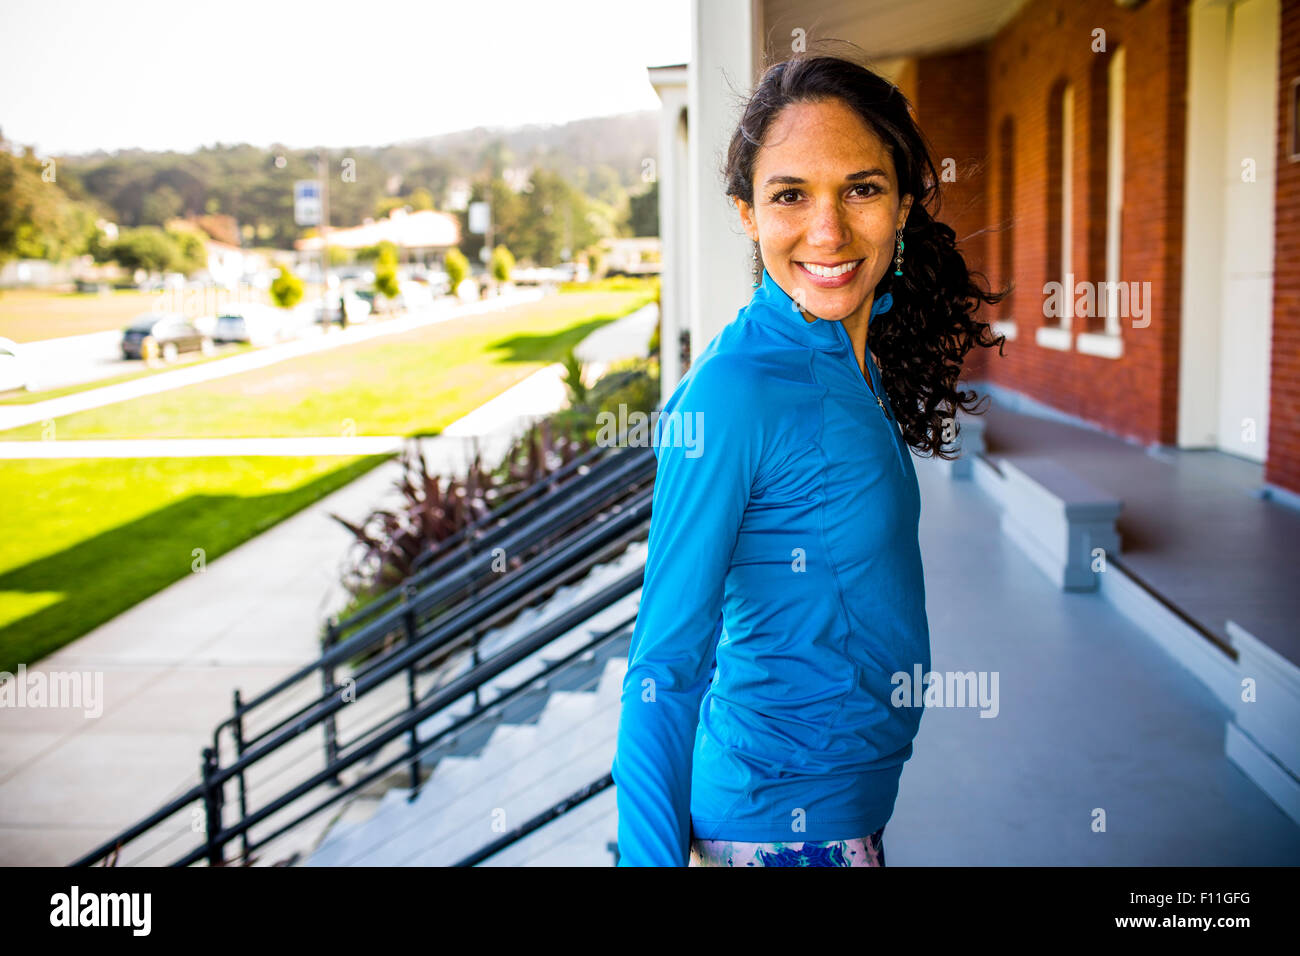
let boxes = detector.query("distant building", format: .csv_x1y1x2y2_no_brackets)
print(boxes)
600,237,661,276
293,207,462,264
201,239,269,288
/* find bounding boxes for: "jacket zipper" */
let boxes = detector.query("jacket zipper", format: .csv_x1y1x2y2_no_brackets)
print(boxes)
833,321,909,477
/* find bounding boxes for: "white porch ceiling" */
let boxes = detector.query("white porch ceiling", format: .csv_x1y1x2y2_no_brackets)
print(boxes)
761,0,1030,69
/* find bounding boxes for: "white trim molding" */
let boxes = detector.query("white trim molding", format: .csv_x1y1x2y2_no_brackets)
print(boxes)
1035,325,1072,350
1076,331,1123,358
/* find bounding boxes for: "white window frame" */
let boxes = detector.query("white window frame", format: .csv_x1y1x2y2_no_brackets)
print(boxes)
1038,83,1074,351
1079,47,1126,359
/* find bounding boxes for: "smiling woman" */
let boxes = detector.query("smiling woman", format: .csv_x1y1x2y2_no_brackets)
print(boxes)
611,48,1010,868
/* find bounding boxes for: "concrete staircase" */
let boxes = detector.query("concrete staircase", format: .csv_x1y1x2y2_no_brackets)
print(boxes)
296,539,645,866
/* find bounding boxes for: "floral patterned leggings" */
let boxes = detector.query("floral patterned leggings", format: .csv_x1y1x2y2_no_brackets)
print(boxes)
688,825,886,867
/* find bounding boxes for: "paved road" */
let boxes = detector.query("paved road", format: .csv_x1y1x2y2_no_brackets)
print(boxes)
14,330,139,391
0,290,543,434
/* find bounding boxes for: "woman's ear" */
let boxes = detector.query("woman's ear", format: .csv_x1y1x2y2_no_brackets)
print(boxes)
734,196,757,241
897,194,914,231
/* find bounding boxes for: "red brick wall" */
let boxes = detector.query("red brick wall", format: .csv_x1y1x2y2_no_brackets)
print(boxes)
920,0,1190,448
1266,0,1300,495
911,46,990,282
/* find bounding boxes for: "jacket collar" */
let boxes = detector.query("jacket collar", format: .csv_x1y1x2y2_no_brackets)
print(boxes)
748,267,894,351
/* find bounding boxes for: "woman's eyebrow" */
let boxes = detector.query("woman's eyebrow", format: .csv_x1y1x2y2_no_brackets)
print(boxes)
762,168,889,186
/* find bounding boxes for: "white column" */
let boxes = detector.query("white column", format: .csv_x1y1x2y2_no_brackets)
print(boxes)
649,66,688,398
688,0,763,366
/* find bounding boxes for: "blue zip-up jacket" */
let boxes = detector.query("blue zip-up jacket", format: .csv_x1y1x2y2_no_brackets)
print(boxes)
610,266,931,867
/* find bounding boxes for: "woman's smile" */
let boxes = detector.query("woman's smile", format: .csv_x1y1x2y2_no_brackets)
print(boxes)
794,258,865,288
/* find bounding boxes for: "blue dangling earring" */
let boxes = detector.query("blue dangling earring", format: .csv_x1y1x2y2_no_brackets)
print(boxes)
893,228,904,277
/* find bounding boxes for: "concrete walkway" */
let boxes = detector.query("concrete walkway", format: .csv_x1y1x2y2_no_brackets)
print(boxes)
0,302,657,866
891,452,1300,865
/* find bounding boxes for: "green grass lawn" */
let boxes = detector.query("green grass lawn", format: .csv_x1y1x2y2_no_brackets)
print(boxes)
0,290,650,439
0,454,387,674
0,284,655,672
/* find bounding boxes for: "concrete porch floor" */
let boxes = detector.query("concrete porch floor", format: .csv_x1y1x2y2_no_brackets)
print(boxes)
888,387,1300,865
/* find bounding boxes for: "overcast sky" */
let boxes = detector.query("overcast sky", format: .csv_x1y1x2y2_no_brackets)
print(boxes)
0,0,690,155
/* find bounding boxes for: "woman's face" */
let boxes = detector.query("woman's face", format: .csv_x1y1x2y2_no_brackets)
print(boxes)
736,97,912,325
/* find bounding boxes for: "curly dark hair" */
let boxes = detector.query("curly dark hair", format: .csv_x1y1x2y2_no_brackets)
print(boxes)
722,47,1008,460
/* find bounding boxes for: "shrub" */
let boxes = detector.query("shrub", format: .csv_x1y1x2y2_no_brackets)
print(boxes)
269,263,303,309
490,244,515,283
444,248,469,290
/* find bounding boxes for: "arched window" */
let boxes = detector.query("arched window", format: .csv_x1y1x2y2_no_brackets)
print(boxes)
994,115,1017,342
1039,79,1074,350
1079,46,1125,357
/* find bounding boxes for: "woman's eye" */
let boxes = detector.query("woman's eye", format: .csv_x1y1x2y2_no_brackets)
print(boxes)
770,184,880,204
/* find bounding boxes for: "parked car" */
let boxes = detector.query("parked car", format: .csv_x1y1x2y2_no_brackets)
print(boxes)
398,280,434,309
0,336,34,393
331,266,375,286
212,304,285,346
553,262,590,283
135,272,187,293
121,313,212,362
351,288,399,316
314,292,372,328
425,269,451,295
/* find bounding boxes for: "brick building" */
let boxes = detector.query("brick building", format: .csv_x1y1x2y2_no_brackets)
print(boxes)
654,0,1298,497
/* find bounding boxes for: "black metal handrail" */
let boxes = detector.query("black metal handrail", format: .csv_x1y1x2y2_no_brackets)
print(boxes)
452,774,616,867
234,442,653,725
70,473,654,867
178,565,646,867
336,439,618,635
232,444,653,760
409,439,612,574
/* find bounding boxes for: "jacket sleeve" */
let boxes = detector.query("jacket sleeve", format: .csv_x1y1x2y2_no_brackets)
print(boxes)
611,355,763,866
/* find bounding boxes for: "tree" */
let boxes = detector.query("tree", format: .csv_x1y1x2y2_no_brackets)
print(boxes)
403,187,435,211
444,247,469,290
627,180,659,237
511,169,600,266
490,244,515,283
110,227,183,274
374,244,399,300
140,184,183,226
356,239,400,263
270,263,303,309
167,228,208,275
0,140,101,265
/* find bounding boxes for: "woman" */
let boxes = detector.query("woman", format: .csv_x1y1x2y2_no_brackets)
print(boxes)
610,50,1007,867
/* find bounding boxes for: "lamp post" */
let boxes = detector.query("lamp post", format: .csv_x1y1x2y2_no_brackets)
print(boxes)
313,150,331,299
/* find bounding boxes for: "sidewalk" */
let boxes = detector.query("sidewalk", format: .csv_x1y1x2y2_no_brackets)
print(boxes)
0,290,544,433
0,302,656,866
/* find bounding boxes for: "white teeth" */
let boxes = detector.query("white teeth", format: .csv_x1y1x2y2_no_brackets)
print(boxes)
799,260,861,278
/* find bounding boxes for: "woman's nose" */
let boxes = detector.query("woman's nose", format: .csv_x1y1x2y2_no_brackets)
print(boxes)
805,199,851,247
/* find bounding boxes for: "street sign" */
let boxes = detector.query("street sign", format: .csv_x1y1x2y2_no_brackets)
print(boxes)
295,180,322,226
468,201,490,235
